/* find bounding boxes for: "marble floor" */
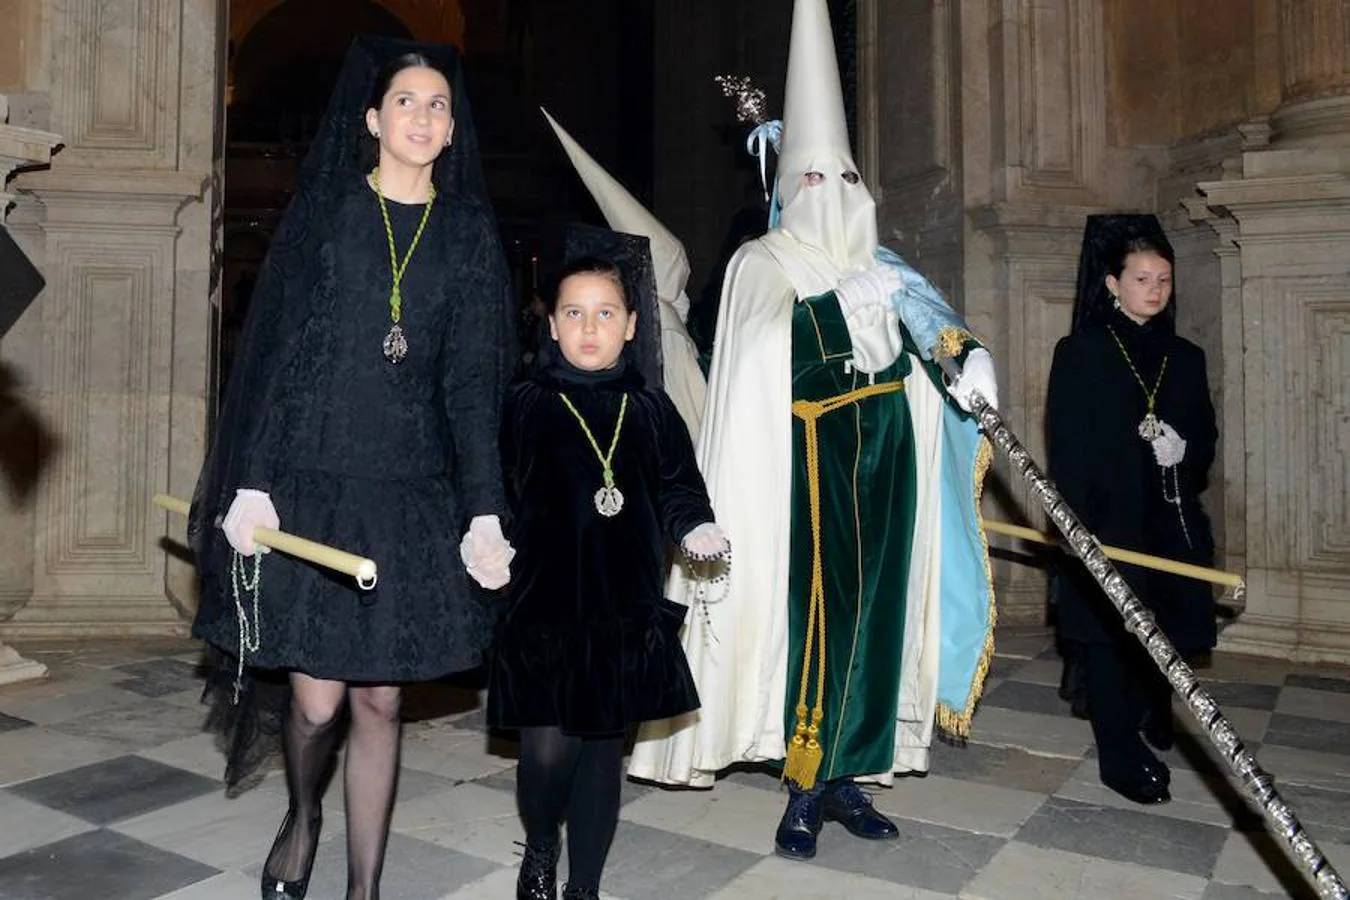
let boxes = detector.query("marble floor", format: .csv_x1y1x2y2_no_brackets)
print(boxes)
0,629,1348,900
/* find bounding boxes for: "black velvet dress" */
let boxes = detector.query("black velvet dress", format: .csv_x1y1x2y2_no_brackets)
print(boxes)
1047,308,1219,652
488,358,709,735
191,180,511,683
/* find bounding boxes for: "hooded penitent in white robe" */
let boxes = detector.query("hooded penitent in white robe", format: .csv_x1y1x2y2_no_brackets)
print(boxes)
628,0,996,789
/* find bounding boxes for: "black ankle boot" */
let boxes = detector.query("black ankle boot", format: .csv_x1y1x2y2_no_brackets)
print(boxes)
516,839,560,900
260,808,322,900
561,885,600,900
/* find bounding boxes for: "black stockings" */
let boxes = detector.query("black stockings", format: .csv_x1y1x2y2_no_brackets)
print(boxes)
517,727,624,892
265,675,401,900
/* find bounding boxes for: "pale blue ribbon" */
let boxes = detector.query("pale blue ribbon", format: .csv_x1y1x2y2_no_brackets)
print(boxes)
746,120,783,229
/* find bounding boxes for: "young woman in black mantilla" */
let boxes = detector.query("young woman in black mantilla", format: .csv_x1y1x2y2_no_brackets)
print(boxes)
489,237,729,900
1047,215,1219,806
187,38,515,900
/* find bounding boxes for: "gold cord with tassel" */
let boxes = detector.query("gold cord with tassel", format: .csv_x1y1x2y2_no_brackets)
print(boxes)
787,381,902,789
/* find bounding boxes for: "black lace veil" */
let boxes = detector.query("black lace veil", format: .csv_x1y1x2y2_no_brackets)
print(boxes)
1071,214,1176,334
533,223,664,389
190,35,488,555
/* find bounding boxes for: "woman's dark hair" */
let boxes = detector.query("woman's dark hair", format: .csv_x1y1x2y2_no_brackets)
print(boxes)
365,51,451,112
545,256,633,315
359,52,453,169
1108,234,1175,279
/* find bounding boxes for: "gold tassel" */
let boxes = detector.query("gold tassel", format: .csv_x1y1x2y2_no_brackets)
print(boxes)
784,704,824,789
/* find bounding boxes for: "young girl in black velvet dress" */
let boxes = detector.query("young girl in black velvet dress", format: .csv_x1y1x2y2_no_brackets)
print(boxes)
489,255,727,900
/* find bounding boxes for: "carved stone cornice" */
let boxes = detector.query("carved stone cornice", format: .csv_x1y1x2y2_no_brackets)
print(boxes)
14,167,205,231
969,201,1103,257
1198,172,1350,215
0,121,62,221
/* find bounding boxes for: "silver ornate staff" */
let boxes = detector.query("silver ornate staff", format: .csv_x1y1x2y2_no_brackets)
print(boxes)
937,356,1348,900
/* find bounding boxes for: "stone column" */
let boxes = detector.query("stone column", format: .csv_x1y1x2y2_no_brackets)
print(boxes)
0,95,57,682
1271,0,1350,147
1196,1,1350,663
892,0,1118,625
0,0,219,639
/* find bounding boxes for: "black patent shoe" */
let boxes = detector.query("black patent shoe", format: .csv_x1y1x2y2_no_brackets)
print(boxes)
774,785,824,860
561,886,600,900
260,810,322,900
1141,757,1172,787
516,839,560,900
1102,767,1171,805
822,780,899,840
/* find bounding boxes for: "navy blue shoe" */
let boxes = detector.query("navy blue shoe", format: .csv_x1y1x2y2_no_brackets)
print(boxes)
774,785,824,860
822,780,898,840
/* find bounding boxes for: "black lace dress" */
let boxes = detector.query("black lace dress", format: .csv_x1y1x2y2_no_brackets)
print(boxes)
193,181,508,680
189,177,512,787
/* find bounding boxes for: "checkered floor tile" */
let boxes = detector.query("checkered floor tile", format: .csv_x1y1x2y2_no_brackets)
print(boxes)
0,631,1347,899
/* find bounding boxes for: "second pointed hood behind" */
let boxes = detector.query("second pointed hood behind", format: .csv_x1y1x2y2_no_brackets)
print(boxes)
543,109,692,313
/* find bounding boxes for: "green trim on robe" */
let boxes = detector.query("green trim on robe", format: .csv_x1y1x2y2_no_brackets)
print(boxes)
782,290,918,782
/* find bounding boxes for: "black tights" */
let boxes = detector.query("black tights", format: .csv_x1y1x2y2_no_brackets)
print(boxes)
265,674,402,900
1085,642,1171,781
518,727,624,892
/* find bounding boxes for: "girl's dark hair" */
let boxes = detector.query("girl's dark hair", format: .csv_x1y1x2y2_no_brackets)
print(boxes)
545,256,632,315
1108,235,1175,278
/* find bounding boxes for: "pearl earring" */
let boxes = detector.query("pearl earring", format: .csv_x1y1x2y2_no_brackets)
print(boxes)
1111,293,1121,310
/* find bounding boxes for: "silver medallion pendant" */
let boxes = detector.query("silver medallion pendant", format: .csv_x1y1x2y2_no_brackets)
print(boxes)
594,485,624,517
383,324,408,364
1138,412,1163,442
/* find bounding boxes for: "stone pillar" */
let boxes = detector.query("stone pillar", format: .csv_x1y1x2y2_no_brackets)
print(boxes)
1272,0,1350,146
1180,197,1246,582
890,0,1119,625
1196,1,1350,663
0,0,221,639
0,95,57,682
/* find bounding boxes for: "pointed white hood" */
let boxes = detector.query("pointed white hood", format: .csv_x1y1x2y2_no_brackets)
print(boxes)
775,0,878,273
543,108,693,320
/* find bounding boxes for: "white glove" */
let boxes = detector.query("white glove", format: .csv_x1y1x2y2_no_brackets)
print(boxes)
834,265,904,317
949,348,999,413
459,514,515,590
1151,421,1186,468
222,489,279,557
834,266,905,375
681,522,730,559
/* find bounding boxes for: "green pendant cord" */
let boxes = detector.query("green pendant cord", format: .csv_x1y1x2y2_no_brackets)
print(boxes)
558,393,628,490
372,168,436,325
1107,326,1169,420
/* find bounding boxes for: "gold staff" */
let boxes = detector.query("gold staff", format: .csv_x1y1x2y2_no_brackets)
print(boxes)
983,519,1244,591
